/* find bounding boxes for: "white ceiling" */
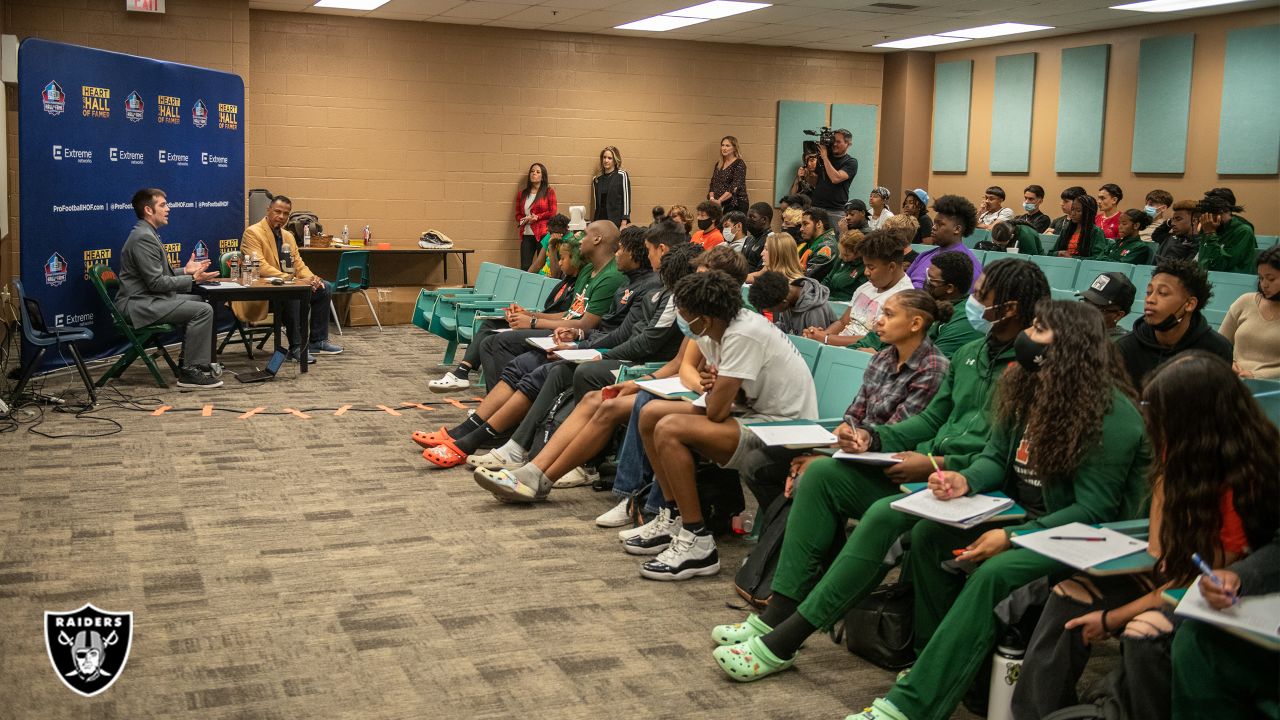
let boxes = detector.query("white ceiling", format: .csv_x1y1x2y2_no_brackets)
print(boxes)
247,0,1280,52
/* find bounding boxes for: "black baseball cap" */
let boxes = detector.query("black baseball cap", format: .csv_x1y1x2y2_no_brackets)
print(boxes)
844,198,868,213
1078,272,1136,313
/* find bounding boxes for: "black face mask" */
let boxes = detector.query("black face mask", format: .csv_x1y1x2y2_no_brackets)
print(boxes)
1150,308,1186,332
746,220,765,237
1014,331,1050,373
697,218,713,231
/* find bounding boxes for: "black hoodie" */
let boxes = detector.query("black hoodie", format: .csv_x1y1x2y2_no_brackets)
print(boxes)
1116,312,1233,388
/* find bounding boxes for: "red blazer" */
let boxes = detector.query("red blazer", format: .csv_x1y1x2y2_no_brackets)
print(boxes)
515,187,558,241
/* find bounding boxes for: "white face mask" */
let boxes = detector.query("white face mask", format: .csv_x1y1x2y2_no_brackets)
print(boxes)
722,226,736,243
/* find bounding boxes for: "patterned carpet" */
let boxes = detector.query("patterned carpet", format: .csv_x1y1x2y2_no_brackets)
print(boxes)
0,325,992,719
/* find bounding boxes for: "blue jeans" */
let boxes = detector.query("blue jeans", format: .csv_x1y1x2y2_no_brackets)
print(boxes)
612,390,668,514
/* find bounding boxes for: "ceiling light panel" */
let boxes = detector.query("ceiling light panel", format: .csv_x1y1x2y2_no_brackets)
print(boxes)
313,0,389,9
615,15,710,31
666,1,772,19
941,22,1054,39
873,34,972,49
1111,0,1251,11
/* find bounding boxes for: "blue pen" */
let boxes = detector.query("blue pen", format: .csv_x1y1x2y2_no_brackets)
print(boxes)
1192,553,1237,605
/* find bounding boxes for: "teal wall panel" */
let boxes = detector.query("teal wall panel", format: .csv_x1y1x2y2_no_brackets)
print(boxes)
774,101,828,203
931,60,973,172
1217,24,1280,175
989,53,1037,173
1054,44,1111,173
831,103,879,206
1132,34,1194,173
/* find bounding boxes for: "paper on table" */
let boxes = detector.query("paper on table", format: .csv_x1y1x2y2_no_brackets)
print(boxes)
203,281,247,289
832,451,903,465
636,377,695,397
553,349,602,362
747,424,838,448
691,393,748,413
1011,522,1149,570
1175,582,1280,646
525,336,557,351
891,490,1014,528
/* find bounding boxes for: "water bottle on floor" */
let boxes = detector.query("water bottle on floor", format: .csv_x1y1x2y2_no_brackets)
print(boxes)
986,642,1025,720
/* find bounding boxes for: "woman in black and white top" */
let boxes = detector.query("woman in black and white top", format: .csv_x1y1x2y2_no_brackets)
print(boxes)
708,136,748,215
591,146,631,227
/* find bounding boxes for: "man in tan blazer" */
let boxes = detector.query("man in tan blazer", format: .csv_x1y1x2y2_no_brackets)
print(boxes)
235,195,343,358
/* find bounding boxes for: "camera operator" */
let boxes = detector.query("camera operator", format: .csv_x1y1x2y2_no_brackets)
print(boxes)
811,128,858,232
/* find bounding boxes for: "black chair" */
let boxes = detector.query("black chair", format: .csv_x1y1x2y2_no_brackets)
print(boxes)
11,278,96,404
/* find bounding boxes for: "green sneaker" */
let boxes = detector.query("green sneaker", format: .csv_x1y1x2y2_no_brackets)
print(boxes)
712,635,795,683
710,613,772,646
845,698,909,720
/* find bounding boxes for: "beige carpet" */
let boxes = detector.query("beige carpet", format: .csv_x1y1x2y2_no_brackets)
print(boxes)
0,325,991,719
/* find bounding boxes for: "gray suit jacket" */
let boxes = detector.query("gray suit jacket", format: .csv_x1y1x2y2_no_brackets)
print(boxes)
116,219,195,327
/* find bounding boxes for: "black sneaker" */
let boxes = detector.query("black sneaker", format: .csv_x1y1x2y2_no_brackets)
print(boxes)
177,366,224,388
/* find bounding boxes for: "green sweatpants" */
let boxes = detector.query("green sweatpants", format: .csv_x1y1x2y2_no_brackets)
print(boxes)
1172,619,1280,720
886,521,1068,720
770,458,911,628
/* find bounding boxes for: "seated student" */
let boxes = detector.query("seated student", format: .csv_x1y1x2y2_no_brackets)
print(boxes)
1152,199,1200,264
881,213,921,267
740,202,773,272
1117,258,1234,388
868,186,895,230
720,210,746,253
623,271,818,580
904,194,984,289
745,231,804,285
692,200,724,250
1055,193,1108,260
748,270,836,336
841,301,1149,720
901,189,933,244
779,205,805,246
821,230,867,302
705,264,1055,683
1044,186,1087,237
667,204,693,237
1196,193,1258,274
1139,189,1172,242
1102,209,1155,265
736,290,951,516
1013,351,1279,720
1095,183,1125,240
779,192,812,212
1078,271,1137,340
430,233,584,391
803,231,913,346
1014,184,1052,233
798,208,838,278
1220,245,1280,378
527,213,569,276
849,252,983,358
979,219,1044,255
976,185,1014,229
839,198,873,234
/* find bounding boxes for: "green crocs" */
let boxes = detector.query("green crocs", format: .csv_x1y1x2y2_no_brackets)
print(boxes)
712,635,794,683
710,613,773,646
844,698,910,720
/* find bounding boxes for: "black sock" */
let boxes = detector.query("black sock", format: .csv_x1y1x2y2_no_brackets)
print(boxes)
685,521,710,536
759,611,817,660
455,423,509,456
760,592,799,628
447,414,483,438
454,363,471,379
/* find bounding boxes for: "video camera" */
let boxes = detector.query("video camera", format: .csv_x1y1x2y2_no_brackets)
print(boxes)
803,126,834,155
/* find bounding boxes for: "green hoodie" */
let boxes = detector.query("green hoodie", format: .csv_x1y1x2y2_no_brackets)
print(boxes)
961,386,1151,535
1197,216,1258,274
873,336,1014,470
821,256,866,302
1103,235,1154,265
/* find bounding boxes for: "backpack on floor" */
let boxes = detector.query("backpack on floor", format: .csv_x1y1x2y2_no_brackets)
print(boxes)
733,493,792,608
528,389,576,458
695,463,745,537
841,580,916,670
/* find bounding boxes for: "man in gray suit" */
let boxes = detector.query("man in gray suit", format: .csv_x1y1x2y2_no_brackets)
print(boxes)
116,187,223,388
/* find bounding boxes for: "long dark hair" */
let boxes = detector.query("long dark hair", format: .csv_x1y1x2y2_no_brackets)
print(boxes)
995,300,1135,483
1064,194,1100,257
521,163,549,204
1143,352,1280,585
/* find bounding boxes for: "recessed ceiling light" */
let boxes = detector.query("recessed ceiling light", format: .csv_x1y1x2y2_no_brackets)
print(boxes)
615,15,710,31
941,22,1054,39
313,0,389,10
1111,0,1250,10
874,35,972,49
666,1,772,20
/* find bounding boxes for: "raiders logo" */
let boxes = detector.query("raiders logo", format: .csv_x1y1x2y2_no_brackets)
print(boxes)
44,603,133,697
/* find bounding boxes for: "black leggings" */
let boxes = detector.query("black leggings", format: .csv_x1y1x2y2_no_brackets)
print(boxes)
520,235,540,271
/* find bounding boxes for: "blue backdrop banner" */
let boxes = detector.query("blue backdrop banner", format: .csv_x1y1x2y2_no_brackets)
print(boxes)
19,38,244,372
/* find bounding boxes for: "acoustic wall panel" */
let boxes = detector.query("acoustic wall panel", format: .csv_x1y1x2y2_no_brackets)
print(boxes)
1217,24,1280,175
774,100,827,203
1132,34,1194,173
989,53,1037,173
1054,44,1110,173
830,103,879,205
931,60,972,172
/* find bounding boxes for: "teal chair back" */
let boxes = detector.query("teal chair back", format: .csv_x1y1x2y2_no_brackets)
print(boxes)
828,300,849,319
1206,271,1255,313
1074,260,1135,292
412,289,434,331
334,250,372,291
1257,235,1278,250
963,229,991,248
973,250,989,266
1201,308,1227,330
1040,234,1059,253
1050,288,1076,302
490,267,523,303
513,273,547,309
787,334,823,374
812,345,873,419
1027,255,1080,291
1129,265,1155,297
911,243,932,255
1245,378,1280,428
472,262,502,294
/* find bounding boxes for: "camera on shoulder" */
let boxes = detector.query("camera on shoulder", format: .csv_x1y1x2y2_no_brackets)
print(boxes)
803,126,834,155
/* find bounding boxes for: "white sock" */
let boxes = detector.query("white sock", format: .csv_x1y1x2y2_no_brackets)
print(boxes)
494,440,527,463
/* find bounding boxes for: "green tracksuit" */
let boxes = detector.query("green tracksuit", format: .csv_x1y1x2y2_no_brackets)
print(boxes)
851,300,981,358
822,256,866,302
1197,216,1258,274
1102,235,1154,265
1064,226,1109,260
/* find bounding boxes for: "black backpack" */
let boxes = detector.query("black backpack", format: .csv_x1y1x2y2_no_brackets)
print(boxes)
286,211,323,241
733,493,793,608
529,389,576,458
695,463,745,537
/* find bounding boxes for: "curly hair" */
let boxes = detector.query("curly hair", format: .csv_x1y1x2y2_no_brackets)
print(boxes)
667,205,693,234
644,218,687,249
994,300,1135,484
801,208,828,233
747,270,790,312
881,213,919,248
1154,257,1212,314
858,230,903,263
695,245,749,285
980,258,1050,332
658,241,702,290
838,229,865,253
619,225,650,271
546,213,569,235
932,194,979,237
1143,351,1280,585
557,232,585,271
930,251,973,295
674,270,742,323
696,200,723,224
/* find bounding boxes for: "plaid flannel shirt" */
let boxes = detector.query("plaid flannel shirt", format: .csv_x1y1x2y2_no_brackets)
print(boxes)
844,338,949,428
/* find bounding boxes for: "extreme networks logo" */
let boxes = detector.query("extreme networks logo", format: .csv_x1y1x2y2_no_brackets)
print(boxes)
158,149,189,167
52,145,93,164
124,91,144,123
82,85,110,119
192,99,208,128
201,151,229,168
42,80,66,116
218,103,239,131
157,95,181,125
109,147,146,165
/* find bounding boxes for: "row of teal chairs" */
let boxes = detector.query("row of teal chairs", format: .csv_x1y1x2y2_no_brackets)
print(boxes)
412,262,558,365
959,228,1278,253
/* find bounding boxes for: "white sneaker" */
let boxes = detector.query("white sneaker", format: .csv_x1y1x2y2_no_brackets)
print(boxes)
554,465,600,489
467,449,524,470
640,527,720,581
596,498,632,528
428,372,470,392
622,508,681,556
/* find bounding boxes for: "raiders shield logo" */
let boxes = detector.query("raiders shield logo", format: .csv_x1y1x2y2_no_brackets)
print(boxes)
44,603,133,697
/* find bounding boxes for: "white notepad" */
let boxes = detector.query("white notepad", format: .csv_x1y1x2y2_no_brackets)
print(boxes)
636,377,695,398
747,424,838,448
891,490,1014,528
1011,522,1149,570
1175,583,1280,648
832,451,903,465
525,336,557,351
553,349,602,363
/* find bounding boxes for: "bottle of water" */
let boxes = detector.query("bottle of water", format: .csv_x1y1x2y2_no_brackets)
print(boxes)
248,252,260,283
302,222,311,248
341,224,350,244
986,643,1025,720
362,224,371,247
229,252,242,283
281,242,294,276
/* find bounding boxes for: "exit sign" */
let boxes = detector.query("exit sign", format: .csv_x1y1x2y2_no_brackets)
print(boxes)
127,0,165,12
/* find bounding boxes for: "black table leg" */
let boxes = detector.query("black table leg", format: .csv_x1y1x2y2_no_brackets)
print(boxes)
442,252,449,282
298,288,310,373
461,252,470,286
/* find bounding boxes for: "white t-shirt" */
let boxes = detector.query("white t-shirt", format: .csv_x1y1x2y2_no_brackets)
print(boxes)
696,309,818,422
978,207,1014,226
522,193,536,236
840,273,915,337
869,207,895,230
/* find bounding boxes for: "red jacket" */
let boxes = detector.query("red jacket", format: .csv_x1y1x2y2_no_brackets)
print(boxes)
515,187,558,241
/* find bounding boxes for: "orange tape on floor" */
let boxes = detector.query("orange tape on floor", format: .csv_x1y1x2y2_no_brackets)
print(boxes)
400,402,434,411
201,405,214,417
447,399,467,409
376,405,402,416
239,407,265,420
334,404,352,416
151,405,171,416
284,408,311,419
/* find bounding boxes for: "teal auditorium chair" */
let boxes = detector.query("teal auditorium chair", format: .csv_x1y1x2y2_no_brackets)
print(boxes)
1050,288,1077,302
1256,235,1278,251
329,250,381,334
811,344,873,419
1074,260,1134,292
911,243,933,255
963,229,991,248
1244,378,1280,428
412,261,502,334
1040,234,1059,253
456,273,550,346
787,334,823,374
1026,255,1080,291
1129,265,1154,296
1206,271,1255,313
430,266,523,365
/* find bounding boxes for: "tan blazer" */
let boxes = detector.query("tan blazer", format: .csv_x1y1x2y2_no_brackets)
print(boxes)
232,218,317,322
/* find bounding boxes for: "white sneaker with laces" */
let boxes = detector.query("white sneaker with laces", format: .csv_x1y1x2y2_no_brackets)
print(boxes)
428,372,470,392
554,465,600,489
595,498,631,528
622,508,681,556
640,527,720,581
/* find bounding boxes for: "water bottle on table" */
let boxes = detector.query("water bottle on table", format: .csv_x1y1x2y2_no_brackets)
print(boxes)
281,242,294,278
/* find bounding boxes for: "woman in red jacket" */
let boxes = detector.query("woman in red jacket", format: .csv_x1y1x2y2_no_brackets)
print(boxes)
515,163,557,270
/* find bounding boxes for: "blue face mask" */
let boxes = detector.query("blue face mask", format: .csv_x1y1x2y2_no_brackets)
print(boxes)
1144,205,1158,218
1023,202,1037,213
966,294,995,335
677,314,698,339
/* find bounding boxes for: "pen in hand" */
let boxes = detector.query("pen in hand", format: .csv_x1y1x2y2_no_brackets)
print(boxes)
1192,552,1238,605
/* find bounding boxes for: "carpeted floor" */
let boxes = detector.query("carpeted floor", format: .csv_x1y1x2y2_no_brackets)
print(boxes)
0,326,1000,719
